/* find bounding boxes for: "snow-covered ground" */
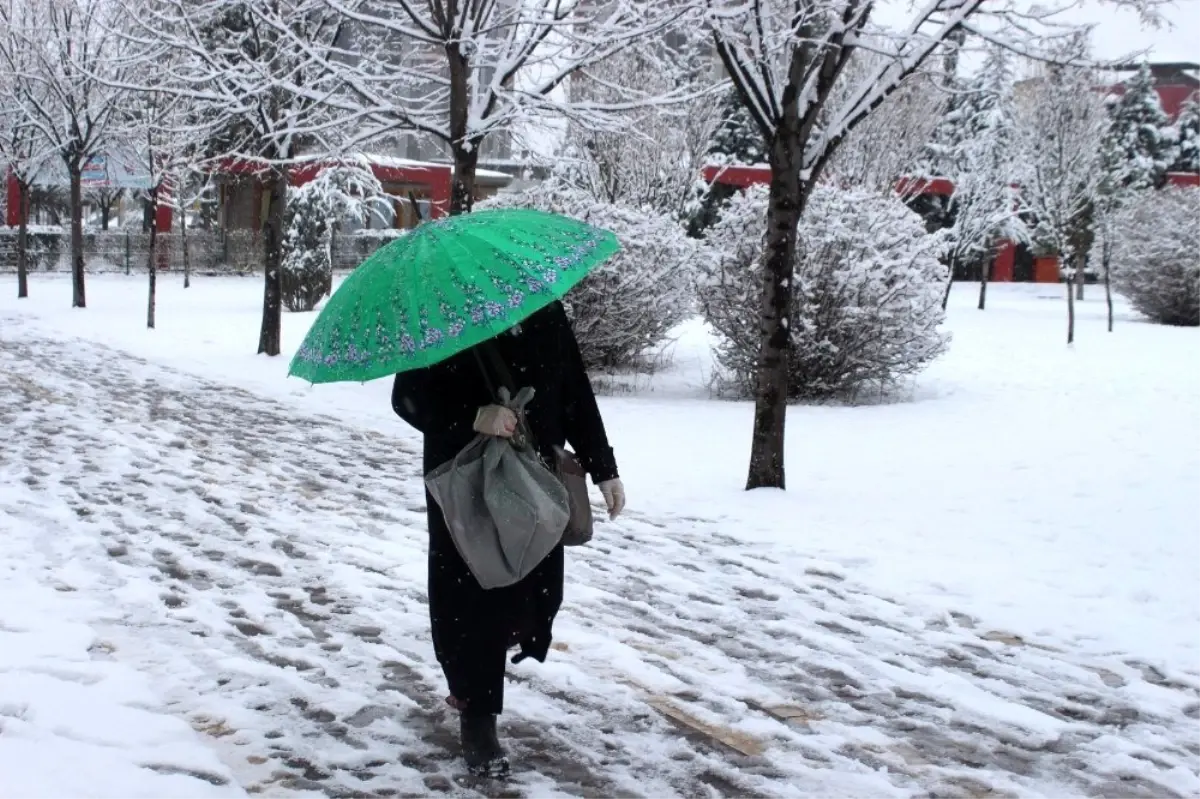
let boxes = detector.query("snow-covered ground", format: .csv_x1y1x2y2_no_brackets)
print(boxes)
0,273,1197,797
0,554,241,798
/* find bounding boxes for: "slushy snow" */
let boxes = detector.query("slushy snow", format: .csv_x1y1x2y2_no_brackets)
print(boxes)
0,274,1197,797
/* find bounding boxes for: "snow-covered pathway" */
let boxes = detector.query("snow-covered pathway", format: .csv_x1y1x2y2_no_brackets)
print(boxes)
1,329,1197,798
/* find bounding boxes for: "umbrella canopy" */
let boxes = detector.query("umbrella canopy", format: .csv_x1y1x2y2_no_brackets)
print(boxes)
288,208,620,384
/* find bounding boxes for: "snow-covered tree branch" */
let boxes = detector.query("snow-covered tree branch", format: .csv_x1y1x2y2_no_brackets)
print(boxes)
0,0,57,300
925,44,1026,311
552,30,724,219
824,69,945,197
300,0,699,214
0,0,137,308
1012,46,1109,344
702,0,1166,489
130,0,358,355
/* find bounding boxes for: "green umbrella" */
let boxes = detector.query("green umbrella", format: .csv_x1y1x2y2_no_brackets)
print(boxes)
288,208,620,384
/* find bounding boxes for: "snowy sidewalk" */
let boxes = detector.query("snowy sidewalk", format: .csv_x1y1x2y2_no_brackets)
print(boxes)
0,507,243,796
0,329,1197,798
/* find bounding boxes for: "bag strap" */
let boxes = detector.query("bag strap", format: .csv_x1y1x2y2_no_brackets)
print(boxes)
472,337,541,453
472,338,518,398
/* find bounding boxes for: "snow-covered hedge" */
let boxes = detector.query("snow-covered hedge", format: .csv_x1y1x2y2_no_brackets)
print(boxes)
282,164,388,312
1111,188,1199,327
0,228,65,272
697,184,950,400
482,185,697,370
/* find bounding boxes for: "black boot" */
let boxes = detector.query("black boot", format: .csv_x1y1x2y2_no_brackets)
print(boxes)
460,713,510,778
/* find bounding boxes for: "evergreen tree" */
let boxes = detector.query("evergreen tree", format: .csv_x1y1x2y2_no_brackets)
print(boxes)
1171,95,1200,174
1107,63,1175,189
281,163,386,312
688,90,769,237
924,77,973,179
707,89,768,166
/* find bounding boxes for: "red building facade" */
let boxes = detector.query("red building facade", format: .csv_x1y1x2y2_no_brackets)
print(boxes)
5,155,512,231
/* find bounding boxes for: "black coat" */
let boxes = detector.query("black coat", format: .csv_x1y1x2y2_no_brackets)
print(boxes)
391,302,617,716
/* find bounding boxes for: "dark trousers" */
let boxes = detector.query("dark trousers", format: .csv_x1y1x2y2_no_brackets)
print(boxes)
426,495,564,716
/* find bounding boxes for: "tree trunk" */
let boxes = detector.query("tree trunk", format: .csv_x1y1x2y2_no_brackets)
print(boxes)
147,186,158,330
100,199,111,231
446,41,477,216
977,257,989,310
16,182,29,299
1065,259,1076,345
181,203,191,289
1103,236,1114,333
325,223,335,297
746,142,803,491
257,168,287,356
941,257,955,310
1068,220,1092,304
450,142,479,215
69,164,86,308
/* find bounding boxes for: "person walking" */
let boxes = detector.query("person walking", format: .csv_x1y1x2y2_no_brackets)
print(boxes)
391,300,625,777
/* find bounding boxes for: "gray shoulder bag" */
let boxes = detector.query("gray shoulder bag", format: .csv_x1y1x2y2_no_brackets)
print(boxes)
474,342,594,546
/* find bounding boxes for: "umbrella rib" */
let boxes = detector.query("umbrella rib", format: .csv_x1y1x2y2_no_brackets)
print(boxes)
430,221,512,345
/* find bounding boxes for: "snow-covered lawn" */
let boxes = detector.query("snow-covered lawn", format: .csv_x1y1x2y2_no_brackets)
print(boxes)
1,273,1197,797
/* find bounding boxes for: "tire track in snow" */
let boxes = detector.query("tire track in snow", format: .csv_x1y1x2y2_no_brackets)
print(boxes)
0,330,1197,798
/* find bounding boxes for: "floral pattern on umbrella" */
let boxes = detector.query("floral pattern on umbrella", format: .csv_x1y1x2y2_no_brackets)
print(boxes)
288,209,620,384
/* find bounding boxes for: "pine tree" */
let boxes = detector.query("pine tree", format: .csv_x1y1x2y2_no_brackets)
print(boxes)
1107,63,1175,189
920,27,967,179
924,78,974,179
707,89,768,166
688,90,769,236
1171,95,1200,174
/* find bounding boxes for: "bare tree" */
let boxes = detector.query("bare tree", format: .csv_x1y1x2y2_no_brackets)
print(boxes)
133,0,355,355
308,0,694,215
1013,52,1109,345
824,66,946,197
0,0,135,308
175,176,216,290
86,186,123,229
929,45,1026,312
560,32,723,218
120,63,207,326
0,0,55,300
702,0,1165,489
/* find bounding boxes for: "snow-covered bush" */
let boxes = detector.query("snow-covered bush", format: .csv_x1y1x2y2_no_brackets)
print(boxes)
697,184,950,400
482,184,698,370
0,227,64,272
1110,188,1199,327
282,163,387,312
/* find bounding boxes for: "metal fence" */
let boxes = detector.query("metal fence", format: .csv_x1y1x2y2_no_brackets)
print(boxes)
0,228,400,275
